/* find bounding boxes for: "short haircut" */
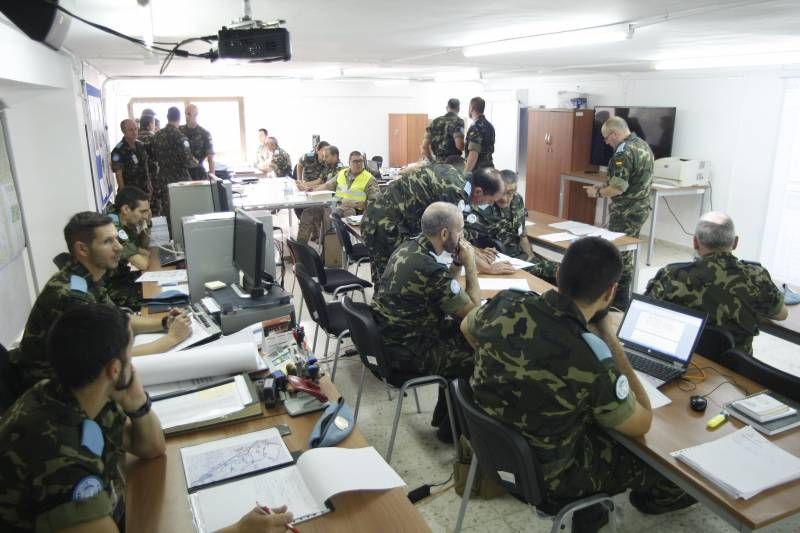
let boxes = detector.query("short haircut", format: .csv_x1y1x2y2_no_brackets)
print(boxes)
602,116,630,135
119,119,133,132
139,114,154,130
140,108,156,118
48,304,131,389
421,202,461,237
471,167,501,195
63,212,113,253
114,186,149,212
267,136,278,145
470,97,486,114
447,98,460,110
695,214,736,251
258,128,268,135
499,169,518,184
349,150,363,161
558,237,622,303
315,141,330,151
167,106,181,122
327,145,339,159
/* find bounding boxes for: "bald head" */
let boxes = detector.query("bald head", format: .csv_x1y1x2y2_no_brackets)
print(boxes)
185,104,198,126
422,202,461,238
695,211,736,252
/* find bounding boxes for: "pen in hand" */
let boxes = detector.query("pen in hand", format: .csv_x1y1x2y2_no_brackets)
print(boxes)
256,502,300,533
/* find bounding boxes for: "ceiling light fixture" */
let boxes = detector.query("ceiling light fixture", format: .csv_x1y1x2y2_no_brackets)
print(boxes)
463,26,631,57
654,51,800,70
433,69,481,82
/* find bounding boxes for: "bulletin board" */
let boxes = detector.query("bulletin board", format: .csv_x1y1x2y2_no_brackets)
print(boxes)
83,81,114,211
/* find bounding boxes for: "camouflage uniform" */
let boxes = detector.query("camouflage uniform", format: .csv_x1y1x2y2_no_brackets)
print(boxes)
270,147,293,177
426,111,465,161
296,169,380,243
0,379,127,532
255,144,272,172
466,289,691,512
361,163,470,286
180,124,214,180
371,234,474,380
11,257,113,390
605,133,654,302
645,252,784,355
152,124,196,218
298,151,327,183
137,130,160,214
465,114,495,169
110,139,151,193
105,210,148,311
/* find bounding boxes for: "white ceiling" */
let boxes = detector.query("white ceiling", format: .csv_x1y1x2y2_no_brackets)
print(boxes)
56,0,800,78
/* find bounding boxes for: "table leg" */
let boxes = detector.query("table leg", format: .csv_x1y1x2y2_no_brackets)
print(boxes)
647,192,659,266
558,175,566,218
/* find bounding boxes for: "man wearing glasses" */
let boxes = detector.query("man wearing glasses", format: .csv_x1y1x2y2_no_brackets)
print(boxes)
584,116,654,310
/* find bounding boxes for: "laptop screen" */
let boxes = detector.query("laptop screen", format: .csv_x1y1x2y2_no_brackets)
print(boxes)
617,296,707,364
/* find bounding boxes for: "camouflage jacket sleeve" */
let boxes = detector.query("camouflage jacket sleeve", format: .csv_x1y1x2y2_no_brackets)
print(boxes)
203,128,214,156
746,263,785,318
607,150,633,193
466,125,482,152
364,177,381,202
644,265,676,299
452,118,465,139
430,263,471,315
110,145,124,172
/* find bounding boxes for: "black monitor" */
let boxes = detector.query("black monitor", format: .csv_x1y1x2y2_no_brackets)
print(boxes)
233,209,265,298
590,106,677,167
210,176,233,212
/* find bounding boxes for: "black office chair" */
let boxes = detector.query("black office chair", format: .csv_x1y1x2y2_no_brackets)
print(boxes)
449,378,617,533
340,296,458,463
293,264,350,381
329,213,371,277
0,343,22,411
695,324,736,364
720,348,800,403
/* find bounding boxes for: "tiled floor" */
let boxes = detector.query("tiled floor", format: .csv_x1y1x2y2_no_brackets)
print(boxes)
280,234,800,533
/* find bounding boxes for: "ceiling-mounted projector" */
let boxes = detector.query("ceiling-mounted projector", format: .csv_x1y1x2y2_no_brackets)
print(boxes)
0,0,71,50
217,26,291,62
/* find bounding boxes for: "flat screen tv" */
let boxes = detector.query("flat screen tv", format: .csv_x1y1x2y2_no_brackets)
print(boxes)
590,106,676,167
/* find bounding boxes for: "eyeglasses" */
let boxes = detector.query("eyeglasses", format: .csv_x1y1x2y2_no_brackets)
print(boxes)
351,159,364,164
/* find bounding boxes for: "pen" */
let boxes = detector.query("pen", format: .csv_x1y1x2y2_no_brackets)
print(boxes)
256,502,301,533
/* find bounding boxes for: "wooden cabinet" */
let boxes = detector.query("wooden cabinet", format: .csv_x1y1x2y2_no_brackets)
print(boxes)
525,109,596,222
388,113,428,167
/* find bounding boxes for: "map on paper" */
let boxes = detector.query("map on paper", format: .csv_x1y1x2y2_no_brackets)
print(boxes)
181,427,293,491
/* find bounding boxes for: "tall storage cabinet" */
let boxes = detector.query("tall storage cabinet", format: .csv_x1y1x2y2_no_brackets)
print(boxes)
388,113,428,167
525,109,596,222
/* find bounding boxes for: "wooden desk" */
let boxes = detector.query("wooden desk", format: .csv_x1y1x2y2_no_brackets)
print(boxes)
462,270,554,300
762,283,800,345
126,377,430,533
612,354,800,531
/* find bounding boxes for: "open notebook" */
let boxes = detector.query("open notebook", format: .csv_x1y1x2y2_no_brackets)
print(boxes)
188,446,405,531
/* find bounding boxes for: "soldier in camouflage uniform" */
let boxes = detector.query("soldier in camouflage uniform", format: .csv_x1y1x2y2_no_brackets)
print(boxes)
361,164,504,286
267,136,293,177
463,237,695,530
110,119,151,194
296,141,330,184
151,107,197,219
136,114,160,211
10,212,191,390
105,187,152,311
181,104,215,180
423,98,465,162
585,116,654,309
464,96,495,172
255,128,271,172
646,212,787,355
0,305,165,533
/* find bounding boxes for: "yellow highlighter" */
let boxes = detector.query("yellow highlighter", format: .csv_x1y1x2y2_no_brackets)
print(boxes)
707,410,729,430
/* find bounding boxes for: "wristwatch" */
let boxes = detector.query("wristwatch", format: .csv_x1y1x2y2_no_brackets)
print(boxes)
124,392,152,419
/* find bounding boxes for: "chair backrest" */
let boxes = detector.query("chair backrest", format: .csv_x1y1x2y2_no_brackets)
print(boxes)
722,348,800,403
329,213,356,258
287,237,327,284
450,378,544,506
294,263,333,331
340,296,395,381
696,324,735,364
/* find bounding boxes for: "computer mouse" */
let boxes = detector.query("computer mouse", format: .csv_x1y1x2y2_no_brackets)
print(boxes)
689,395,708,413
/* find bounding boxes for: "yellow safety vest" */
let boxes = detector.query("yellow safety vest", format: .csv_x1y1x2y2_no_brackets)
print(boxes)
335,168,372,202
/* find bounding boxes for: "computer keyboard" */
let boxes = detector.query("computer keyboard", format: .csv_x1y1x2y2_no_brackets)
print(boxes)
159,248,185,267
190,303,221,338
626,351,680,382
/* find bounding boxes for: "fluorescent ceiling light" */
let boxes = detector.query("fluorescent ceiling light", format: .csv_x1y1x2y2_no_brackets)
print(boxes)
374,79,410,87
140,2,154,49
654,51,800,70
433,69,481,82
463,28,628,57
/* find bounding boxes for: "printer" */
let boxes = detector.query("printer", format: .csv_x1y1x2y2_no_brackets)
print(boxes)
653,157,711,187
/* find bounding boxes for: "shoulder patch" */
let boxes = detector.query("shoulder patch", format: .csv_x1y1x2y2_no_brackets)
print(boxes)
183,139,190,148
615,375,630,400
466,213,478,224
81,419,104,456
581,332,612,361
457,199,466,212
73,476,103,501
70,275,89,294
615,141,627,154
111,153,120,162
117,229,129,241
450,279,461,294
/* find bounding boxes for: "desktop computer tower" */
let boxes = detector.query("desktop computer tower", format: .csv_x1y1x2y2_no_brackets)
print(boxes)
168,181,215,251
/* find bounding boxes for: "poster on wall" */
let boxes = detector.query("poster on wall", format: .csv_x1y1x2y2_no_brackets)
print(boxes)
0,115,25,269
83,81,113,211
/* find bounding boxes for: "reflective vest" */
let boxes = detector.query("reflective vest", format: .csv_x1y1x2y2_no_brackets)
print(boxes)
335,168,372,202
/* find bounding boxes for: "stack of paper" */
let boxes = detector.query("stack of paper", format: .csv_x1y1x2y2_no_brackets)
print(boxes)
671,426,800,499
477,277,531,291
539,232,580,243
547,221,626,241
732,393,797,423
151,375,253,430
493,252,535,270
136,269,188,285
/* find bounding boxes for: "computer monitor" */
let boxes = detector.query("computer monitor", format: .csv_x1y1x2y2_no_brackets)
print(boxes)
233,209,265,298
590,106,677,167
168,182,215,251
210,176,233,212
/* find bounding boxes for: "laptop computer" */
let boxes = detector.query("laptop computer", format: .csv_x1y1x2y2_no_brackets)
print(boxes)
159,247,185,267
617,294,708,387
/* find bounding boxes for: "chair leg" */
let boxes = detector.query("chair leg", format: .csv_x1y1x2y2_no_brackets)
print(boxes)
444,385,459,458
386,382,407,464
413,388,421,413
353,364,367,425
549,495,616,533
323,334,330,359
330,331,348,383
454,454,478,533
312,324,319,353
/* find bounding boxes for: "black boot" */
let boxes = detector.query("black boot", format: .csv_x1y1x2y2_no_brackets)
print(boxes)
430,386,448,428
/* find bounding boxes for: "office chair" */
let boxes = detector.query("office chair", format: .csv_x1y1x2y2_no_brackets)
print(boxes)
340,296,458,464
720,348,800,403
293,264,350,381
695,324,735,364
449,378,617,533
287,237,370,305
329,213,371,277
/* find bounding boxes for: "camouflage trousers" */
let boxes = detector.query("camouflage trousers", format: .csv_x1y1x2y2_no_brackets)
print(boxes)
384,320,474,382
608,204,649,301
150,175,168,218
297,207,328,243
542,428,692,513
